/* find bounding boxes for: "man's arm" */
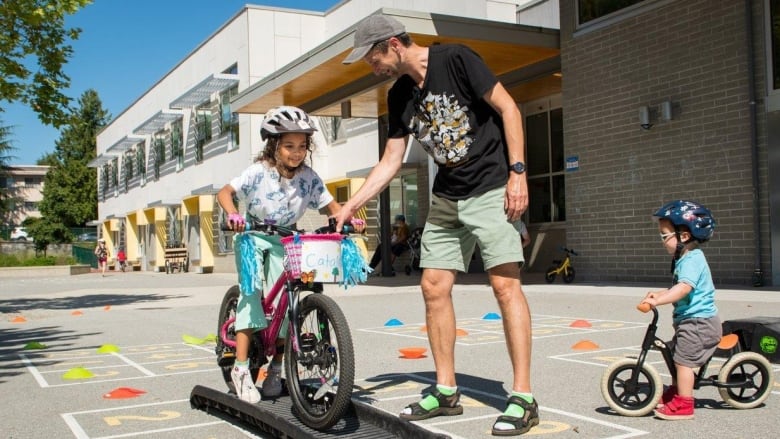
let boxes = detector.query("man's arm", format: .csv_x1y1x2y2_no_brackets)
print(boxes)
484,82,528,221
335,136,407,229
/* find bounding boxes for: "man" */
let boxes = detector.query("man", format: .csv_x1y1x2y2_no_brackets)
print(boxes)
336,15,537,436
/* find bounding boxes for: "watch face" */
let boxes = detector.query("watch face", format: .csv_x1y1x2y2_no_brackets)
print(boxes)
512,162,526,173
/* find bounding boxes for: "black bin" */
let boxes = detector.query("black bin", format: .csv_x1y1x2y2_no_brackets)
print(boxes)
722,316,780,363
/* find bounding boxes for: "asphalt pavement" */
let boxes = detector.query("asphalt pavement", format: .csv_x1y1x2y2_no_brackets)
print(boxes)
1,268,778,438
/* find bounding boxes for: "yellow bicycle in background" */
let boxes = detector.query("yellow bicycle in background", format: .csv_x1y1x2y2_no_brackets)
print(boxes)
545,247,578,284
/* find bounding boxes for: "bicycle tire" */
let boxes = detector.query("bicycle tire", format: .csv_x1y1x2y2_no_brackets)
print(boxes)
285,290,355,431
544,266,557,283
563,266,576,283
601,358,662,417
216,285,263,395
717,351,774,409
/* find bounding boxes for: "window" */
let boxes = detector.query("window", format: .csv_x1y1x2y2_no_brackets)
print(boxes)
321,117,346,143
335,186,349,203
577,0,644,25
110,159,119,197
123,152,133,192
220,86,239,150
771,0,780,90
195,103,212,162
153,136,165,179
24,176,43,187
136,144,146,186
171,120,184,170
526,102,565,224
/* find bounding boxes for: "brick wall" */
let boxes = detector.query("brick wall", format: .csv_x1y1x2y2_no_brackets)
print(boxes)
560,0,770,285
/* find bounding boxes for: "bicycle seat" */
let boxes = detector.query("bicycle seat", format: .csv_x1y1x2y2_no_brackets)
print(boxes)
718,333,740,350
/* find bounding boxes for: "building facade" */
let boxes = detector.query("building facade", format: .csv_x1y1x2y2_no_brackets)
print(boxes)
92,1,560,273
1,165,48,226
559,0,777,286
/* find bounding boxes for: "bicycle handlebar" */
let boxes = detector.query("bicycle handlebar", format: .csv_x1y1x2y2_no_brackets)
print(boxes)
221,217,354,236
636,302,652,313
560,247,579,256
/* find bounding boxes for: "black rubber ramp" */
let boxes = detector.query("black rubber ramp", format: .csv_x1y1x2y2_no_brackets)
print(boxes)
190,385,450,439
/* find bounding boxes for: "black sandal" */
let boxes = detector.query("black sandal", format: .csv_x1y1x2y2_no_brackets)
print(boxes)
491,395,539,436
399,388,464,421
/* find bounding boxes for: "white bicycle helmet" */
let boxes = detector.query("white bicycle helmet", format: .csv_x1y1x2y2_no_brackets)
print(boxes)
260,106,317,140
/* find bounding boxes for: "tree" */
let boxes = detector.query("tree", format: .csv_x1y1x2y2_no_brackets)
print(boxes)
0,119,19,226
37,89,108,242
0,0,93,127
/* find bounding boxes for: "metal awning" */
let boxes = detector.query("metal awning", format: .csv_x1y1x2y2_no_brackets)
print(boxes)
106,135,145,154
169,73,239,109
232,8,560,118
147,200,180,208
190,184,221,195
87,154,116,168
134,110,184,135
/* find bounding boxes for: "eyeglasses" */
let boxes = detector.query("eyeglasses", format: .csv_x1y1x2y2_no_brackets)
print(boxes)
659,232,676,242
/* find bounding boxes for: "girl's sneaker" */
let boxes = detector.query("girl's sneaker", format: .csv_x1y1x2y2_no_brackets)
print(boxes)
231,367,261,403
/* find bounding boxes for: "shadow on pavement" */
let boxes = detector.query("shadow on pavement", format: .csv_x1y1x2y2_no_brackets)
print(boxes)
0,292,189,314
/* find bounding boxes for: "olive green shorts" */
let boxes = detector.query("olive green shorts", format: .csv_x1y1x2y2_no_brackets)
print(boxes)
421,186,524,272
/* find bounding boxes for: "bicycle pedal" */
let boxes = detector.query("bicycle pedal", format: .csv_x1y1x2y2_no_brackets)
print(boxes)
217,351,235,367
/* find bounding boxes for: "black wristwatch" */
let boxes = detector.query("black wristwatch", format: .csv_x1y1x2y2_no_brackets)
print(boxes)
510,161,526,174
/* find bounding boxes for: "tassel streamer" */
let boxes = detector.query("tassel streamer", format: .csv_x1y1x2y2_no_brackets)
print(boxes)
236,233,258,296
339,237,372,289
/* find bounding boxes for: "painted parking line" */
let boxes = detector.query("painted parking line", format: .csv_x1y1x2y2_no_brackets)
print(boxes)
359,315,646,346
61,399,261,439
19,342,217,388
354,373,648,438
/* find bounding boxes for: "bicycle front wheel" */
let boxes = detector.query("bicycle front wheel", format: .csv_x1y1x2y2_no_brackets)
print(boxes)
285,291,355,431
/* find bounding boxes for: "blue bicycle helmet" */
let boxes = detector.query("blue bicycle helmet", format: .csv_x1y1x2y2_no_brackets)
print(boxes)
653,200,716,242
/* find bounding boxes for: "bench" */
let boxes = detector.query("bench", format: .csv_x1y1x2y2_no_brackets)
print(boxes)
163,246,189,274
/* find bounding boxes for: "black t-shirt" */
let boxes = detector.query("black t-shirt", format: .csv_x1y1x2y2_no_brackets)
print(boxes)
387,44,509,200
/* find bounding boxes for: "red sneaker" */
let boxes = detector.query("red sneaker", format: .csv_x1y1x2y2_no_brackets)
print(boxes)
654,394,694,420
656,384,677,408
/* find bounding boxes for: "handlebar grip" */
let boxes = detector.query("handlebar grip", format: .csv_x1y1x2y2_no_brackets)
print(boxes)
636,302,652,313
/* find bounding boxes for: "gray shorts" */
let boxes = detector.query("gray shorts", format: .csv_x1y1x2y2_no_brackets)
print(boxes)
670,316,722,368
421,186,524,272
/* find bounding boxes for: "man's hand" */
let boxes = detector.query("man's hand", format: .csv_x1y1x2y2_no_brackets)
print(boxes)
504,173,529,222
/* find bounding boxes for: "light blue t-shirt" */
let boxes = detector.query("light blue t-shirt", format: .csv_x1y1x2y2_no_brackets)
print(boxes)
672,248,718,324
229,161,333,226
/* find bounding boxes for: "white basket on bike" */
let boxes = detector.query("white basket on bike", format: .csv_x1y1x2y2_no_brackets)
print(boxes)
281,233,344,283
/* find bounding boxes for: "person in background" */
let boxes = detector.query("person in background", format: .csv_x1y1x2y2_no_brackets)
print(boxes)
94,239,109,277
338,15,537,435
369,214,410,275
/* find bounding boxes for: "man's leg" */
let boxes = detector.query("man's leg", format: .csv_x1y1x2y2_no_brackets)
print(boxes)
488,263,532,393
421,268,458,386
399,267,463,420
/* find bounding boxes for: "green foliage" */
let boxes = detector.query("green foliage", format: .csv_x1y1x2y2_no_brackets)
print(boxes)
0,0,93,127
0,118,19,224
25,212,74,255
38,89,108,238
0,253,73,267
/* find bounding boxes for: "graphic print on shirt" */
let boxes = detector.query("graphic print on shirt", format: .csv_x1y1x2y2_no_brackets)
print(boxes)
409,91,473,166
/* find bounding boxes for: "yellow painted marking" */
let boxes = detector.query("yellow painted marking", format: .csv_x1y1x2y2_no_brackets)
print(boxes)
59,360,105,366
104,411,181,426
524,420,571,435
460,395,486,408
148,352,190,359
596,322,624,328
164,362,214,370
91,371,120,378
357,381,421,394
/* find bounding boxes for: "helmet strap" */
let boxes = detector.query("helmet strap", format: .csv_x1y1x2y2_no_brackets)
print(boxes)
670,229,685,273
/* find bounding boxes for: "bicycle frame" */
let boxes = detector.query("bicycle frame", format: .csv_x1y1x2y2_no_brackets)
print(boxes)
633,307,748,391
550,256,571,275
218,235,318,359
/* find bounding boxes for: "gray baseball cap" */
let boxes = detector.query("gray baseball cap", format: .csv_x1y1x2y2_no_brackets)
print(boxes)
343,15,406,64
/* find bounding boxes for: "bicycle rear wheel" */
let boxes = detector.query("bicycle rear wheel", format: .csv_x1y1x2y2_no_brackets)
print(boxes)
216,285,264,394
285,290,355,431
